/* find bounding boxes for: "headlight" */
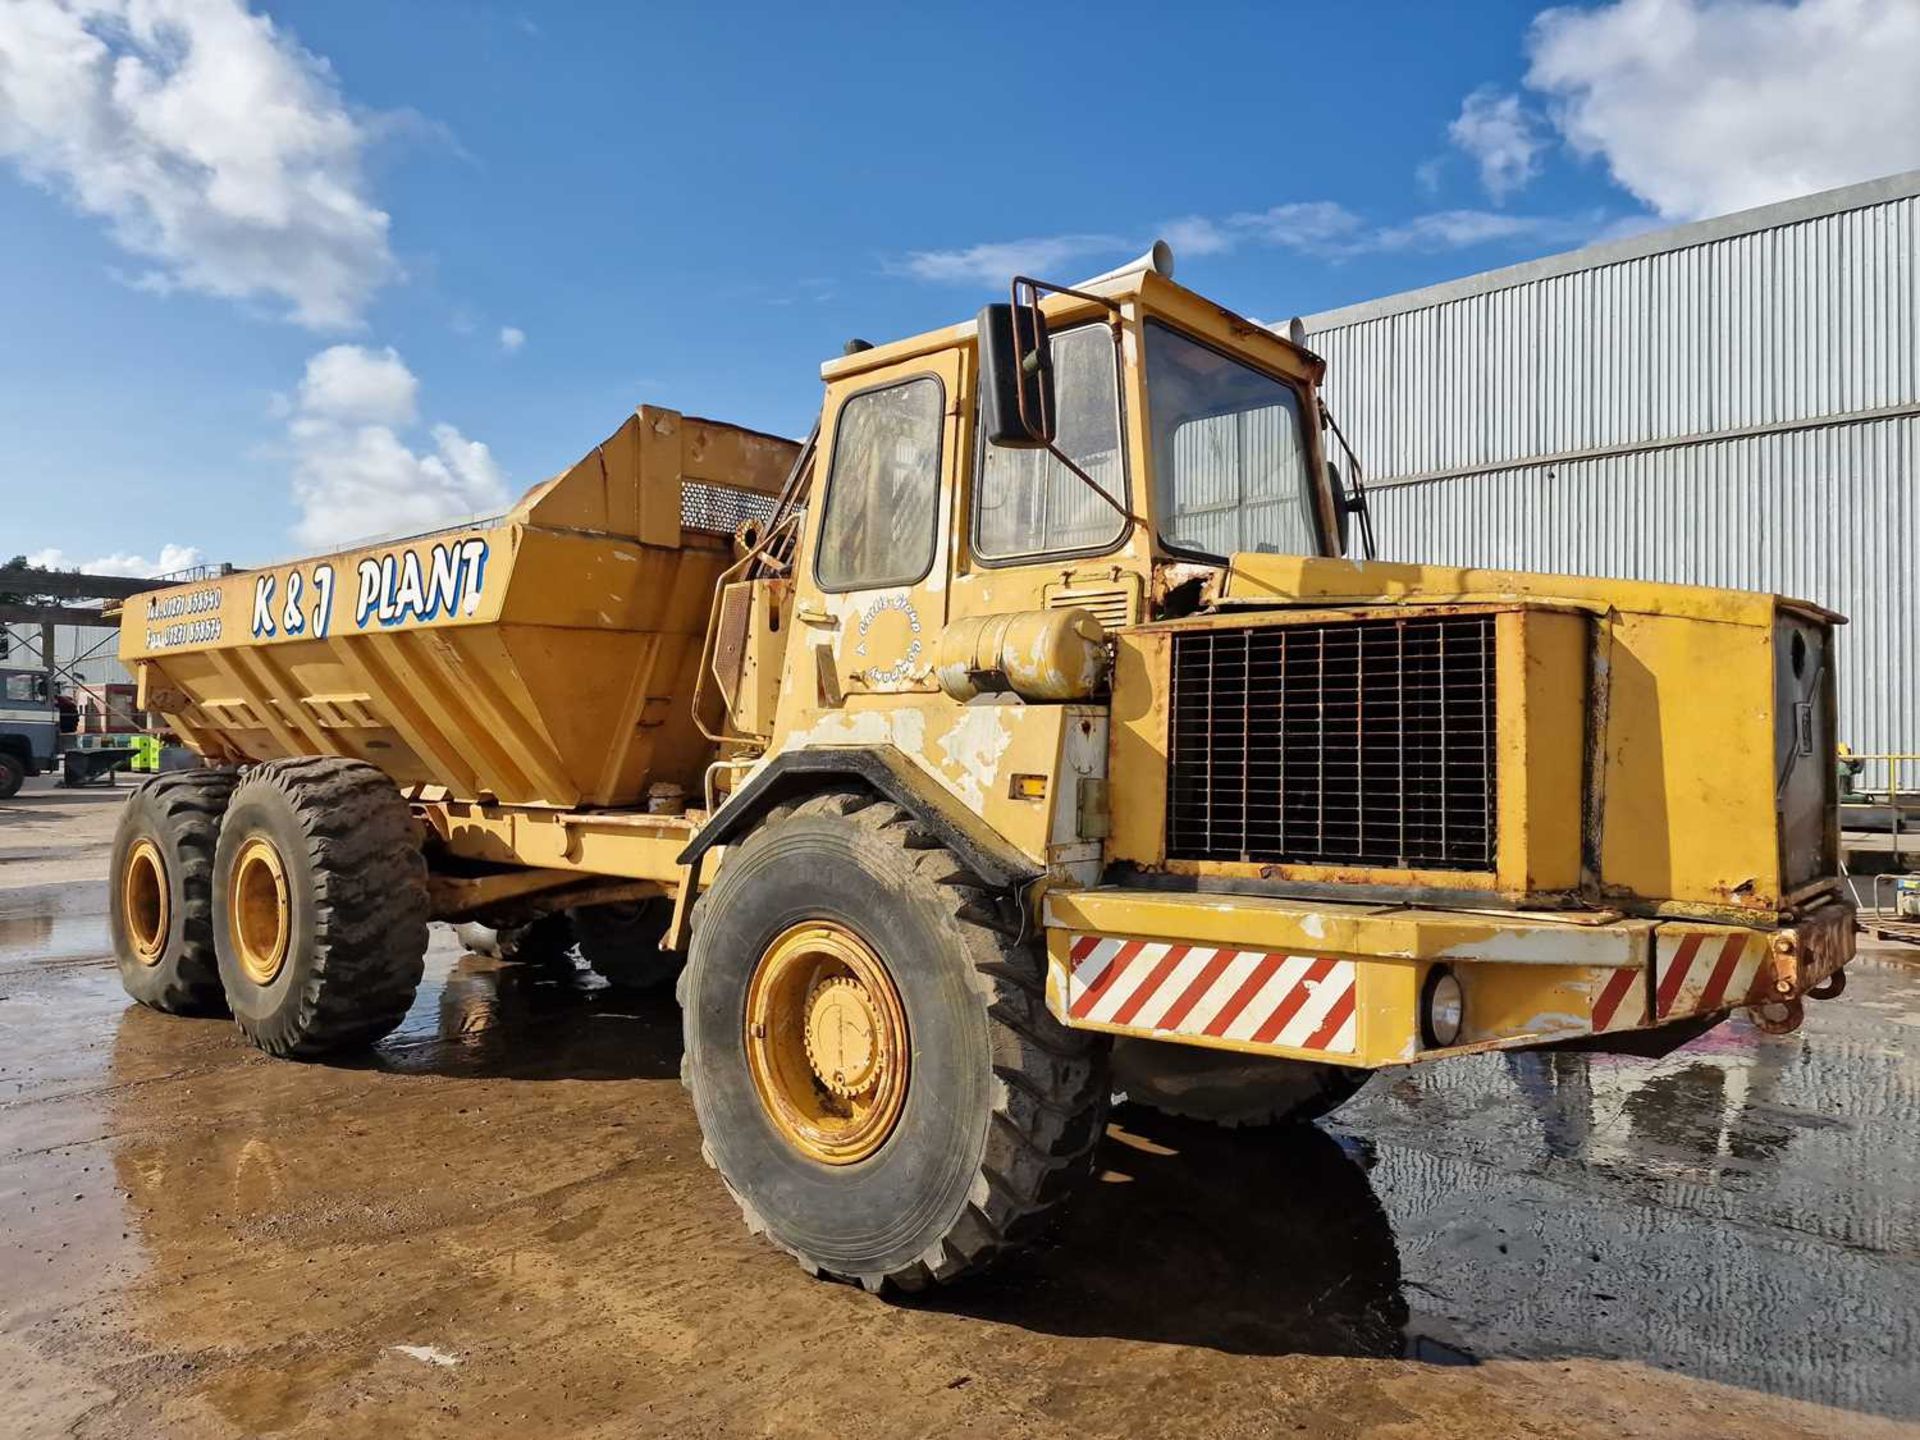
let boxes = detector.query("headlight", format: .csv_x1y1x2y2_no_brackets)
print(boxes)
1423,966,1465,1048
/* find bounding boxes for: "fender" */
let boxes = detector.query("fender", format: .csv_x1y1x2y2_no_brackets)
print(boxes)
678,745,1042,894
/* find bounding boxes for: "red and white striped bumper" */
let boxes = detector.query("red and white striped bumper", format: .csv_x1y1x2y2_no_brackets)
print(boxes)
1062,936,1357,1055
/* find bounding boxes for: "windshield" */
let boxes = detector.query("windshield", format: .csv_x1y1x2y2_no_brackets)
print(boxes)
975,324,1125,560
1144,320,1320,558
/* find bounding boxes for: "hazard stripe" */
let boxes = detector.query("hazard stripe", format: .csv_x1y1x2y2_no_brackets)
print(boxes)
1695,934,1749,1012
1109,945,1192,1028
1302,985,1357,1051
1059,935,1357,1055
1249,955,1335,1045
1203,952,1288,1038
1592,966,1639,1031
1068,939,1143,1018
1154,948,1239,1032
1657,933,1705,1018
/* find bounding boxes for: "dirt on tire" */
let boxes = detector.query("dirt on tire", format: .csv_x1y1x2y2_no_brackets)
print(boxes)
212,757,428,1058
109,768,236,1014
680,788,1109,1292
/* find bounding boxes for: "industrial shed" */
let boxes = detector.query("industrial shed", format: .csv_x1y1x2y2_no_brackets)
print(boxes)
1297,170,1919,761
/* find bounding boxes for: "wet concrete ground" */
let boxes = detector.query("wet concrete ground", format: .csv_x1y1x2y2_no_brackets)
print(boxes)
2,776,1917,1438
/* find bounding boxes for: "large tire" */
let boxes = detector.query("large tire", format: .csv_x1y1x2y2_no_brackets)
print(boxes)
212,757,428,1058
573,899,677,990
681,789,1109,1292
1111,1038,1371,1128
109,768,236,1014
0,752,24,799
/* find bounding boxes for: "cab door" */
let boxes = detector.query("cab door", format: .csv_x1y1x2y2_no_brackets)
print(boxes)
779,348,966,729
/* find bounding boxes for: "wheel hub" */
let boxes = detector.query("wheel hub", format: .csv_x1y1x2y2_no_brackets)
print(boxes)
804,976,884,1098
229,836,291,986
123,838,169,966
744,921,909,1165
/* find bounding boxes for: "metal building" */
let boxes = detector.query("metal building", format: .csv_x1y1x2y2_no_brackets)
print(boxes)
1298,169,1919,760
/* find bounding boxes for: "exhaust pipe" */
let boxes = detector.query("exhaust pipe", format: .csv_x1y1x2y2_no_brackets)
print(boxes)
1075,239,1175,288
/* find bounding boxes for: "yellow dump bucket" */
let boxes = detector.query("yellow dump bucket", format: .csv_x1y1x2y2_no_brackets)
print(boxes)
121,407,797,809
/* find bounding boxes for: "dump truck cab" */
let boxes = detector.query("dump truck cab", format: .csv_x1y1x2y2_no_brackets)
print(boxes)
110,244,1854,1293
699,253,1851,1079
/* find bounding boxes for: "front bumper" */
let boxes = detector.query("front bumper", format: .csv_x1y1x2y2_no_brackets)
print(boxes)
1042,888,1856,1069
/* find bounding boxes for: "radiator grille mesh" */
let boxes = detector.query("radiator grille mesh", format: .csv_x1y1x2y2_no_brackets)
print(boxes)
1167,614,1498,871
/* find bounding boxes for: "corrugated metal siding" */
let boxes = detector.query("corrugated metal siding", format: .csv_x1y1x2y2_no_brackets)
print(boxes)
1365,418,1918,757
1312,194,1918,478
0,623,131,685
1304,188,1919,756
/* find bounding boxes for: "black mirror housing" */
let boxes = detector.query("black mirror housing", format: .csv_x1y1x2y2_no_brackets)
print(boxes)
977,302,1056,448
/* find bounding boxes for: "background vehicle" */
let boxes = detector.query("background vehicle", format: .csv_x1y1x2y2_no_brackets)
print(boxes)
108,245,1854,1291
0,666,59,797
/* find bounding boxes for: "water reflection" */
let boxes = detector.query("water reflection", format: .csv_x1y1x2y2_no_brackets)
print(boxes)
89,936,1920,1421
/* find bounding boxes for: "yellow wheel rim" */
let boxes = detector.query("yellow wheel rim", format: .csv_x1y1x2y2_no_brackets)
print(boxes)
745,921,909,1165
123,838,169,967
229,836,292,986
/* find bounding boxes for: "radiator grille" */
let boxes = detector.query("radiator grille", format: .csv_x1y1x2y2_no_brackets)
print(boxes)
1167,615,1498,871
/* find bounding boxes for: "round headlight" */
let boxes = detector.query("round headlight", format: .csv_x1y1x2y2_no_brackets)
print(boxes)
1424,967,1465,1048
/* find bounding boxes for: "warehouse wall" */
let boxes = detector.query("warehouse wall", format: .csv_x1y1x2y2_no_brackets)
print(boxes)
1301,173,1920,758
0,622,131,686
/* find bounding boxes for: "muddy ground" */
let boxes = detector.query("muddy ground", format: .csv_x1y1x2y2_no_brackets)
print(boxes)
1,776,1916,1439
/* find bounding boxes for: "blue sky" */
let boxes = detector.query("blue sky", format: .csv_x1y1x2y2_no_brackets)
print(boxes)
3,0,1916,572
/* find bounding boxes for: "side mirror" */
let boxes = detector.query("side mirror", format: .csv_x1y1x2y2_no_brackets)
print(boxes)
977,302,1055,448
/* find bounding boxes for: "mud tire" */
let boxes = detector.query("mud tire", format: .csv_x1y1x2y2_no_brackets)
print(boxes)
454,914,576,967
109,768,237,1014
0,752,24,799
574,899,677,990
1112,1038,1371,1128
212,757,428,1058
680,789,1109,1292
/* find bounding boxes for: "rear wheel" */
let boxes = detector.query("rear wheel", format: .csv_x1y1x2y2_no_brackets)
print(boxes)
0,752,24,799
212,757,428,1058
109,769,236,1014
1112,1039,1372,1128
573,899,677,990
681,790,1108,1292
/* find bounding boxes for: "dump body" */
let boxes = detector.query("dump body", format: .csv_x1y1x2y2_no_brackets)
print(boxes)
121,408,796,812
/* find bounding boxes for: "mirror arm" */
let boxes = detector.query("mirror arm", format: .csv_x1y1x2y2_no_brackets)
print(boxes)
1319,398,1377,561
1044,442,1140,529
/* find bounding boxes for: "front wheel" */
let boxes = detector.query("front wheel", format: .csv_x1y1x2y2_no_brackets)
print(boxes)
681,790,1109,1292
0,753,24,799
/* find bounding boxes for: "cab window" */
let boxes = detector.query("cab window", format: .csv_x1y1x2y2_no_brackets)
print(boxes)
815,377,945,591
973,324,1125,561
1146,321,1319,558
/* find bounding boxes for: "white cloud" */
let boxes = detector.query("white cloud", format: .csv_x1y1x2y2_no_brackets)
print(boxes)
297,344,417,425
1368,208,1592,252
1527,0,1920,221
1227,202,1368,254
1159,216,1235,258
890,232,1126,286
0,0,394,328
1448,87,1545,202
25,543,205,577
891,198,1599,286
498,324,525,353
285,346,508,549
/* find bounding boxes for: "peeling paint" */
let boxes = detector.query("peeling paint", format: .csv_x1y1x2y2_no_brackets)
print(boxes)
935,705,1015,811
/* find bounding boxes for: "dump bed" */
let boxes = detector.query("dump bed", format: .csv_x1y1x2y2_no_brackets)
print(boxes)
121,407,797,809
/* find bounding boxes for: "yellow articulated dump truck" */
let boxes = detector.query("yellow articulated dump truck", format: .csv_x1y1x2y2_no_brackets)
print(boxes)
112,245,1854,1291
